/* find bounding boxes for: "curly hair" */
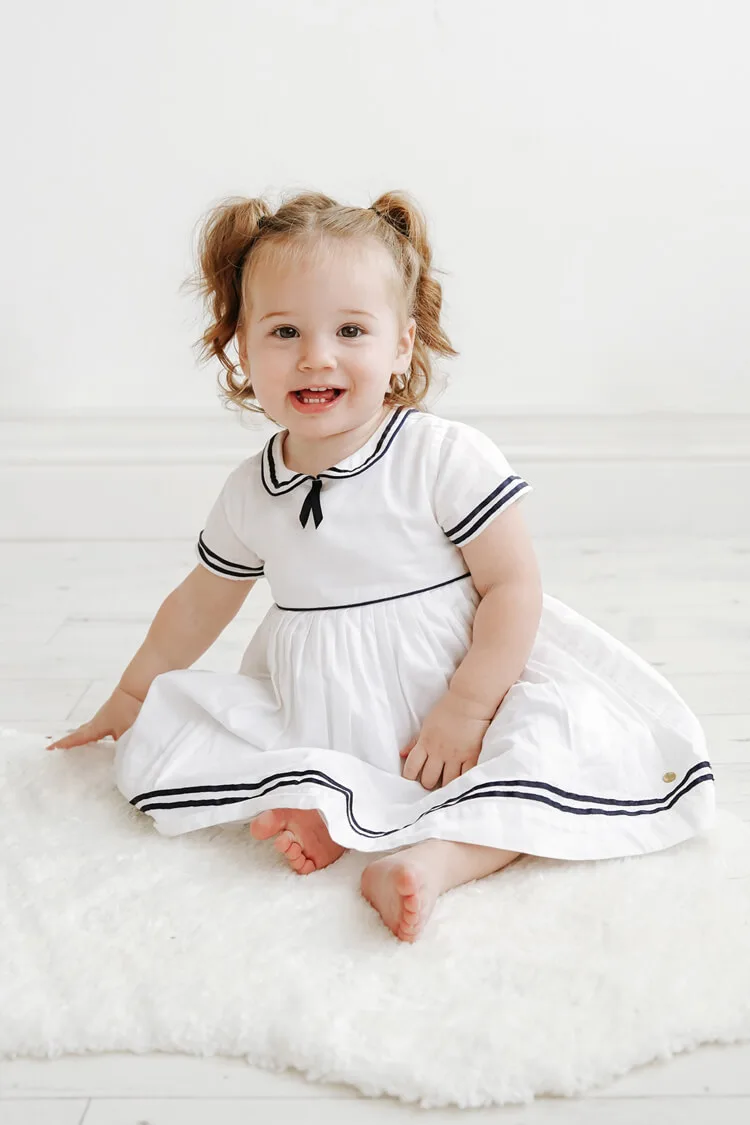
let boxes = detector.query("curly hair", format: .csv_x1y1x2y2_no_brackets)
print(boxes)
180,188,459,420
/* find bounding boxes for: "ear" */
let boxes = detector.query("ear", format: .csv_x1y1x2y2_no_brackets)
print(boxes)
395,316,417,373
236,326,249,374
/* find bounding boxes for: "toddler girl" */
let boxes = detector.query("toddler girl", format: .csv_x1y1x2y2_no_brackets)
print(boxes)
47,189,715,942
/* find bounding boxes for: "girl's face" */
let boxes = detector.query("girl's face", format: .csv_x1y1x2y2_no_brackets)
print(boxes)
237,239,416,433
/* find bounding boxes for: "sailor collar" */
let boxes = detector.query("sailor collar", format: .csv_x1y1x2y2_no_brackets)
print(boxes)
261,404,418,529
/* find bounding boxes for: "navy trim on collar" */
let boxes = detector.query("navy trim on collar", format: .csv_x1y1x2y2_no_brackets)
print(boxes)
261,406,418,498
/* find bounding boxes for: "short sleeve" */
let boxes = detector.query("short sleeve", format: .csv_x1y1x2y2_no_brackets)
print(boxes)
434,424,533,548
195,463,265,581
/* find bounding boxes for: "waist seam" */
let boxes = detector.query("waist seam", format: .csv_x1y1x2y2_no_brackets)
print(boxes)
273,571,473,612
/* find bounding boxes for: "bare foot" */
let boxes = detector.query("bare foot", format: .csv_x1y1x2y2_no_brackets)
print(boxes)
249,807,346,875
360,839,522,941
360,853,441,942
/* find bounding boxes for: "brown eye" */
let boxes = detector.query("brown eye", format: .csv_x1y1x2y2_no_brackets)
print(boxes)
270,325,365,339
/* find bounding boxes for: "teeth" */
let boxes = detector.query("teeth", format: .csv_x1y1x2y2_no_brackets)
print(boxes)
294,386,343,404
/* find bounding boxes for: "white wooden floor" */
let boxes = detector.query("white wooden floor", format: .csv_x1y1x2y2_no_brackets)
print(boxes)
1,536,749,1125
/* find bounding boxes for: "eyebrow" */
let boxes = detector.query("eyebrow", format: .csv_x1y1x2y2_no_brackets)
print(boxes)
259,308,378,322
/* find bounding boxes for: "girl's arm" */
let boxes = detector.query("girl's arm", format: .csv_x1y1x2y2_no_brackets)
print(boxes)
448,504,543,719
118,564,256,701
47,565,257,750
401,504,542,789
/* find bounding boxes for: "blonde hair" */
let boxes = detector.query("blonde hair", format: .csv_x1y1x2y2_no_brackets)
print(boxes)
181,189,459,419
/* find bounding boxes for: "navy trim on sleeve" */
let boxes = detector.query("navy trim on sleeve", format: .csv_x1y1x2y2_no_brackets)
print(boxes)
444,478,533,546
196,531,264,579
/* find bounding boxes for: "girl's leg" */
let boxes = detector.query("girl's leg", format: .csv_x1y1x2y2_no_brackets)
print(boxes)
360,838,522,942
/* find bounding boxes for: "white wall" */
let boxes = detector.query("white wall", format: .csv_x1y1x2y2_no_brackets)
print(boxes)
1,0,748,418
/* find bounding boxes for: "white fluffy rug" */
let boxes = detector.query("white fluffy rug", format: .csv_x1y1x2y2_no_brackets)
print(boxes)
2,727,750,1110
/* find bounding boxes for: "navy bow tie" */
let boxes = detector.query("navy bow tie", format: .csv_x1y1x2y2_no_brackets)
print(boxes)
299,478,324,529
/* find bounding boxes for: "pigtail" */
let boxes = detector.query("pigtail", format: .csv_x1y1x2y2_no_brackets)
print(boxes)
369,191,459,409
180,196,270,415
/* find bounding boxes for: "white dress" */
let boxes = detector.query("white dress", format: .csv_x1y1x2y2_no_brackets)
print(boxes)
114,404,716,861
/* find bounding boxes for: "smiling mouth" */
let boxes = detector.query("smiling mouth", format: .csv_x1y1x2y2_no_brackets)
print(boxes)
292,389,346,402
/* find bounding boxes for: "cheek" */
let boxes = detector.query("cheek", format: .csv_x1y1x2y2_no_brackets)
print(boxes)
248,358,283,387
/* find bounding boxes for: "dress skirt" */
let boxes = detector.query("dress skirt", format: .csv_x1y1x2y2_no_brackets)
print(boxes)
113,574,715,861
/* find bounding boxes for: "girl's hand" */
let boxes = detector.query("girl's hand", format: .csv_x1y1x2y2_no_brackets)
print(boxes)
400,691,493,790
45,685,144,751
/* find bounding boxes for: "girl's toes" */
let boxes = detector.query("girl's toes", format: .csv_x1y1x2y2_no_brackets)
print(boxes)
274,831,316,874
274,830,297,856
250,809,283,840
399,926,421,943
398,906,424,940
290,850,316,874
403,900,420,924
400,903,420,928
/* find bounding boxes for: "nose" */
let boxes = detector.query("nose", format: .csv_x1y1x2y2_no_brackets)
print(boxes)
298,332,337,373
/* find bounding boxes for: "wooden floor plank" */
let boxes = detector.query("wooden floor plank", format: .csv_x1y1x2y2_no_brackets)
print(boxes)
69,1094,750,1124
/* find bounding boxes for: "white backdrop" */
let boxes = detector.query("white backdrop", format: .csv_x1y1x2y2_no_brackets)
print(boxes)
1,0,748,419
